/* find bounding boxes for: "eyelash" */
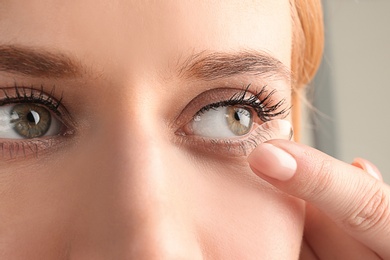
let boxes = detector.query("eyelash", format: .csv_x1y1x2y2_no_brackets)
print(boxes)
196,85,289,122
0,85,63,116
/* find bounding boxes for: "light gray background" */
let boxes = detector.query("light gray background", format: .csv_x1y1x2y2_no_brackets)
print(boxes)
305,0,390,183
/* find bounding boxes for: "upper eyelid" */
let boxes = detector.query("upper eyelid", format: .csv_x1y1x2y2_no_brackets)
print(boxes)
198,85,288,116
0,87,63,114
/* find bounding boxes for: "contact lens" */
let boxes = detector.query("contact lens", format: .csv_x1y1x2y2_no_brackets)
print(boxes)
240,119,293,155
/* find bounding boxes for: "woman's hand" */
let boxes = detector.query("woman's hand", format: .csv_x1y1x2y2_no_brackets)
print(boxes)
248,140,390,259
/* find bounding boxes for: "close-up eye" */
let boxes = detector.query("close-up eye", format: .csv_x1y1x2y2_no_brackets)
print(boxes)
0,86,73,160
0,103,62,139
182,86,289,139
177,86,292,156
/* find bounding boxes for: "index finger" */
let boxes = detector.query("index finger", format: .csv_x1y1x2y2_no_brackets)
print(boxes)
247,140,390,259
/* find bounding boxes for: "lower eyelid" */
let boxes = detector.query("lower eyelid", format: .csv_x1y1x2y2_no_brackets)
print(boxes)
0,135,71,162
176,119,293,158
176,133,258,158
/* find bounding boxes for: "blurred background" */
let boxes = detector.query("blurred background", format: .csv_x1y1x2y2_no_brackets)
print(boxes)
302,0,390,183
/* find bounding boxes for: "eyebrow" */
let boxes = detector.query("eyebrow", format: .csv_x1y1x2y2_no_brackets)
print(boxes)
0,45,290,82
0,45,83,78
177,50,291,82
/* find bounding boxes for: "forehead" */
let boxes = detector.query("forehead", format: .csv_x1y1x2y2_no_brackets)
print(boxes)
0,1,292,73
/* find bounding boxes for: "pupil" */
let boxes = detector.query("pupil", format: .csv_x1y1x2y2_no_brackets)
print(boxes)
26,111,40,124
234,111,240,121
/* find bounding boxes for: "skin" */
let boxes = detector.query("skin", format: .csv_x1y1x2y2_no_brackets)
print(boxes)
0,0,303,259
248,143,390,260
1,1,389,259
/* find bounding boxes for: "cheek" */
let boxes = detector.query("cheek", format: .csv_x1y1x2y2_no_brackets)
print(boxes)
186,157,305,258
0,164,77,259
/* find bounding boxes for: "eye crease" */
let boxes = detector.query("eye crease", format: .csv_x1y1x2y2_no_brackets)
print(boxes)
195,85,289,123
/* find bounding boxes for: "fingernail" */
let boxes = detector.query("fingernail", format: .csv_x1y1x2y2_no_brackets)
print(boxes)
352,158,382,181
248,143,297,181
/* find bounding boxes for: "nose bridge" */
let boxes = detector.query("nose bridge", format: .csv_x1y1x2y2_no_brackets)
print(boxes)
85,104,203,259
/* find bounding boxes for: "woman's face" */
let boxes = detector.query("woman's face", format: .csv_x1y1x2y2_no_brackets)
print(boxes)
0,0,304,259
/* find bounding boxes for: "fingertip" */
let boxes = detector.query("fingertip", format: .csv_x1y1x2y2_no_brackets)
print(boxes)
351,157,382,181
247,143,297,181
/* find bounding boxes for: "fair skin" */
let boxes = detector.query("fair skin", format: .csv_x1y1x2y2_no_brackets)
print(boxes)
0,1,389,259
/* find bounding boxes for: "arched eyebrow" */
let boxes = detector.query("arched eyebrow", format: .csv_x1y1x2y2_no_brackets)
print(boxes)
177,50,291,82
0,45,83,78
0,45,291,82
